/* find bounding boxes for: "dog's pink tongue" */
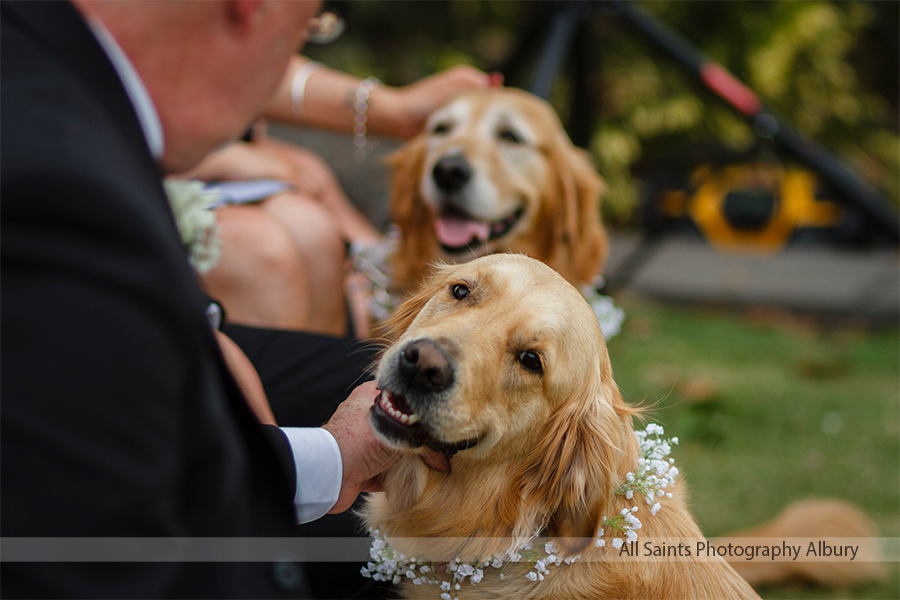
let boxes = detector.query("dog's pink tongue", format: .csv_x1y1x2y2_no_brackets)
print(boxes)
435,217,490,247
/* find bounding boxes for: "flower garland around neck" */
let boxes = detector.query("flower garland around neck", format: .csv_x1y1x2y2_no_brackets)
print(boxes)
361,424,679,599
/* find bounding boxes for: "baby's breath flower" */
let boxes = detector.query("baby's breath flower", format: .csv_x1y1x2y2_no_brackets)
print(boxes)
164,179,222,274
581,282,626,339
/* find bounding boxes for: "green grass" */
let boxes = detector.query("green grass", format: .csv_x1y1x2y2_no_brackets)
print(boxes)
605,297,899,600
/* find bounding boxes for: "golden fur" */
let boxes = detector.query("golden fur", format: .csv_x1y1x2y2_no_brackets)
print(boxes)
388,88,607,296
722,498,887,589
363,254,759,599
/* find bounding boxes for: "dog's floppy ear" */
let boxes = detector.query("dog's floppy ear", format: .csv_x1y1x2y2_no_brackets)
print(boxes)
375,262,449,343
547,144,609,284
388,134,435,291
509,373,640,555
388,134,428,231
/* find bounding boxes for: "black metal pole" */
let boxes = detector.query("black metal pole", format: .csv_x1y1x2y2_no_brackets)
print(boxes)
608,0,899,243
529,1,593,100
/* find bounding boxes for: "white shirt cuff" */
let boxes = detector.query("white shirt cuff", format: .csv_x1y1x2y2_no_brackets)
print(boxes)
279,427,342,524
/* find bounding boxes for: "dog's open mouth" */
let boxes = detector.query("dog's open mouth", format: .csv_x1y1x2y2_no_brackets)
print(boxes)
377,390,420,425
371,390,480,457
434,206,524,254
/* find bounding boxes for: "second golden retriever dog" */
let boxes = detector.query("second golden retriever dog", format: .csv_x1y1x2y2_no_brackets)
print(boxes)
361,254,760,599
388,88,607,296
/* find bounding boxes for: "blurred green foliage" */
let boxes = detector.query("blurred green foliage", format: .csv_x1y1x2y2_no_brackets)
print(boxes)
307,1,898,227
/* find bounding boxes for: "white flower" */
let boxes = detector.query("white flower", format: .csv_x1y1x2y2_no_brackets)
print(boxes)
625,514,642,530
612,538,624,549
163,179,222,274
457,563,476,578
441,581,451,591
581,285,626,339
651,502,662,515
526,572,538,581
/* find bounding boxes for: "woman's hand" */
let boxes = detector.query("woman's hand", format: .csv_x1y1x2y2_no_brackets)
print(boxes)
374,65,502,138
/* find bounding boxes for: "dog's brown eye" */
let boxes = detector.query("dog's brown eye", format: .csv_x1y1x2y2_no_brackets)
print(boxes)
499,128,522,144
451,283,470,300
518,350,543,374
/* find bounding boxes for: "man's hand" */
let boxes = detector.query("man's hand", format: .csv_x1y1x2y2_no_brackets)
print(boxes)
322,381,400,513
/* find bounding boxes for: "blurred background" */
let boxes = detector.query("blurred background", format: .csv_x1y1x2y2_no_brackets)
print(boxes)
274,2,899,598
302,0,898,228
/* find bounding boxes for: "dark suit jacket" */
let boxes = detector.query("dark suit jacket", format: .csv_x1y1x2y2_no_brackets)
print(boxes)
1,2,307,597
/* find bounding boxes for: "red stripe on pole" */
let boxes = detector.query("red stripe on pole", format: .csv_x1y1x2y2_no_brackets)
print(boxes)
700,63,762,117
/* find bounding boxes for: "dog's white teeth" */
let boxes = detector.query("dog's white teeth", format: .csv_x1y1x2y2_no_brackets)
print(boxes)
379,391,420,425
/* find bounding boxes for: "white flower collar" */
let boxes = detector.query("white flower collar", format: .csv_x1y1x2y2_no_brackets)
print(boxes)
361,424,679,598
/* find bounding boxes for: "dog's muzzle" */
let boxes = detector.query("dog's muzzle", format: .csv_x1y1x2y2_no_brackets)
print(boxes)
429,155,526,253
371,339,479,456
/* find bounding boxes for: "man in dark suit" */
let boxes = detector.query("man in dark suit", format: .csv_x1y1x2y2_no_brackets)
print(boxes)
0,1,396,597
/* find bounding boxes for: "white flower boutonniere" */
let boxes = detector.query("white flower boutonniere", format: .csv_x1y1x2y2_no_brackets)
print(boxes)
164,179,223,274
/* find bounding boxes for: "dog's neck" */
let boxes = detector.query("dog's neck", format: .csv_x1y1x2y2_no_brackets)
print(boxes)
362,424,687,589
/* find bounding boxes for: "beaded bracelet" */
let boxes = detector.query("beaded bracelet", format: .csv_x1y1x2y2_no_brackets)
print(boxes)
290,61,320,117
353,77,381,163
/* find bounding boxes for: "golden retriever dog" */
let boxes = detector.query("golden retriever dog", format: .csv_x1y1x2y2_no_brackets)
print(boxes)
362,254,759,599
387,88,608,297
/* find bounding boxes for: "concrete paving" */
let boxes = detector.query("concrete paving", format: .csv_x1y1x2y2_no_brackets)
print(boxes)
271,126,900,325
605,232,899,324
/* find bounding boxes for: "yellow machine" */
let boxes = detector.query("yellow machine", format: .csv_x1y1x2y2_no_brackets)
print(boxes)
651,161,845,252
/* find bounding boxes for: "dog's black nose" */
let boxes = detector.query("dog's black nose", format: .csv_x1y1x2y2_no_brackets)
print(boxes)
398,339,454,392
432,156,471,192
